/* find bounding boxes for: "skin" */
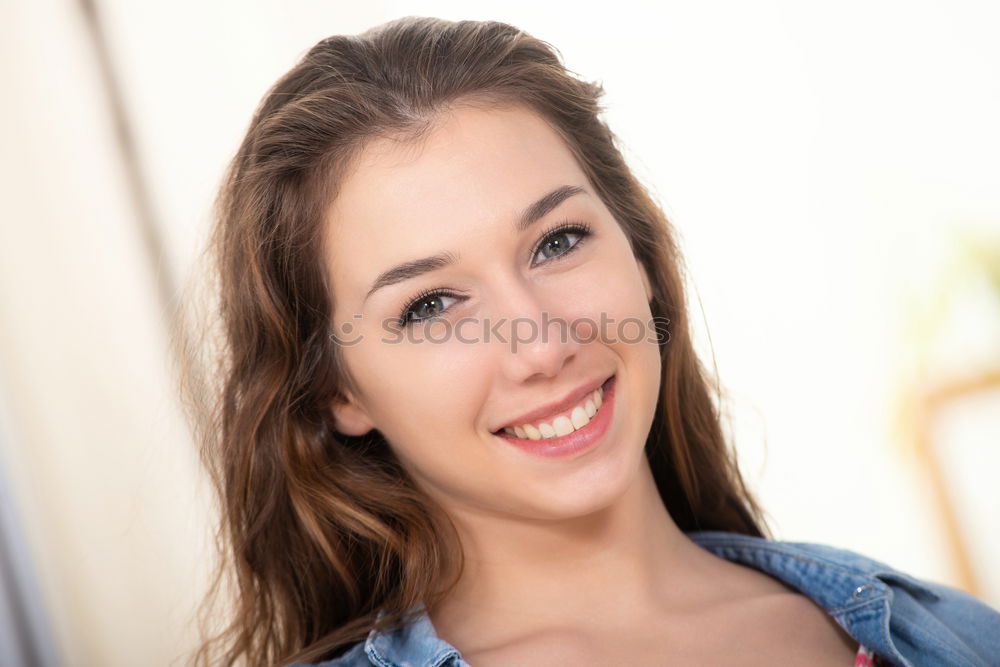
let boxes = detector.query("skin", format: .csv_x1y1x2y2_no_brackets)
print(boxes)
324,103,858,664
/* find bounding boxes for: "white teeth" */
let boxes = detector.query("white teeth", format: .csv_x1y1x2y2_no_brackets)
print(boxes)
552,416,574,437
501,381,610,440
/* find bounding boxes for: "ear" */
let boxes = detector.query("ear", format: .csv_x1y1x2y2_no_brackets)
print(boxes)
330,391,376,436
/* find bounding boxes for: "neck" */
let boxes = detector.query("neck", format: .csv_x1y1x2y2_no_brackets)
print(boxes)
427,460,713,639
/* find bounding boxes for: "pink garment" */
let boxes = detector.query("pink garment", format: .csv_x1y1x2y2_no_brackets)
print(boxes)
854,643,891,666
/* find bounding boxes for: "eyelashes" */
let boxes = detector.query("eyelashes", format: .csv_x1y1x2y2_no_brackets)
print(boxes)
396,221,593,328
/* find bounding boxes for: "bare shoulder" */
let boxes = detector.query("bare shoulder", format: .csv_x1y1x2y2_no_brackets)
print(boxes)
727,587,859,664
697,555,859,664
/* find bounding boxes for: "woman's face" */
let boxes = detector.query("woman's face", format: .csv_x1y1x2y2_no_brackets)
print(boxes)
325,103,662,522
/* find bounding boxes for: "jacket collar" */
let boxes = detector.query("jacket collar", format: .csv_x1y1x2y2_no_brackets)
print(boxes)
364,603,464,667
364,530,941,667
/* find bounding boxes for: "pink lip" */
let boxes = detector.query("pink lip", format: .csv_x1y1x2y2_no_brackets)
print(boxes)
493,374,613,433
494,375,616,459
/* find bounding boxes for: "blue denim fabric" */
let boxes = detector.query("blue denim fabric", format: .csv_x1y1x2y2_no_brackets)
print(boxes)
294,530,1000,666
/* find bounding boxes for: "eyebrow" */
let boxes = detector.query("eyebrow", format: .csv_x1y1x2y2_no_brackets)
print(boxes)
362,185,587,304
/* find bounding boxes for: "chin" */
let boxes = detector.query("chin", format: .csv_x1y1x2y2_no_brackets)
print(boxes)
512,445,645,521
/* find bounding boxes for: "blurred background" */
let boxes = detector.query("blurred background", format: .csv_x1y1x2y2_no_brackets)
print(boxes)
1,0,998,665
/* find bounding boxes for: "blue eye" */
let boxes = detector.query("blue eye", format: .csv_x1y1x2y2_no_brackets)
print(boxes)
531,223,590,265
397,222,593,328
397,290,460,328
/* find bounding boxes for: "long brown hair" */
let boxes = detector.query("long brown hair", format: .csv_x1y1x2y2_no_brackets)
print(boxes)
177,15,770,667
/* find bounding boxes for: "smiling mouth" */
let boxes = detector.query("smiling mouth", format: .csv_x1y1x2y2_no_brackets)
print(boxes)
491,375,615,440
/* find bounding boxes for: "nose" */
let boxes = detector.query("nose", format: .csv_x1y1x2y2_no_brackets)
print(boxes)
489,275,581,384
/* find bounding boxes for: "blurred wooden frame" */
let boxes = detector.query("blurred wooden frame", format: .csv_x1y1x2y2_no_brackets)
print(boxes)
914,367,1000,597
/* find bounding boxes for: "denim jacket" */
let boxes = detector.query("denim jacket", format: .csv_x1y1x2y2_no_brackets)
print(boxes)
296,530,1000,666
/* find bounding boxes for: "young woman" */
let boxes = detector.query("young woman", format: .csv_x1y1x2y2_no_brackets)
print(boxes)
185,16,1000,667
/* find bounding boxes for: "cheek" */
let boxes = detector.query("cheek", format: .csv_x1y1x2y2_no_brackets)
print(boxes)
553,245,654,340
351,350,498,505
339,323,494,445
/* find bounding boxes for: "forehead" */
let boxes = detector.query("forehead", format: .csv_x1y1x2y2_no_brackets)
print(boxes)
324,104,590,305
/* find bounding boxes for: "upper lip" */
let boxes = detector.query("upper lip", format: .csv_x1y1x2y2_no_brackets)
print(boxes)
492,374,613,432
